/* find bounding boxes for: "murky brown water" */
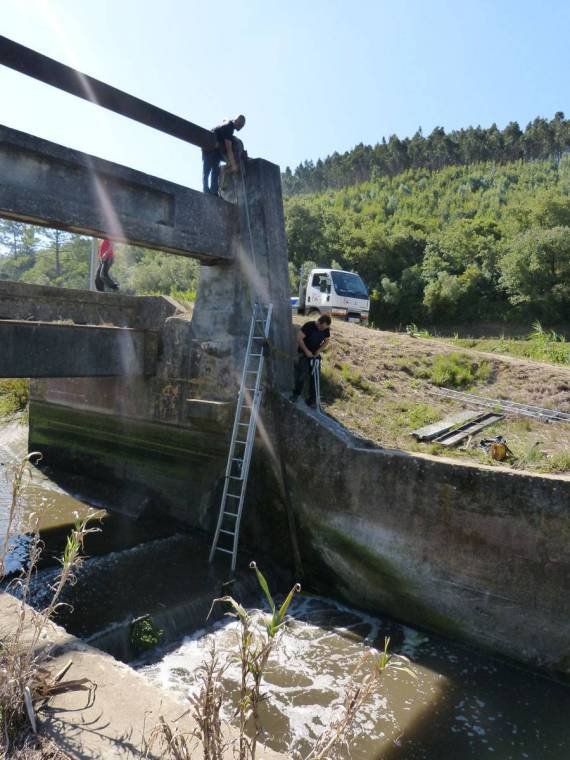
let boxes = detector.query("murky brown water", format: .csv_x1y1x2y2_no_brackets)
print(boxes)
0,417,94,574
2,417,570,759
141,597,570,759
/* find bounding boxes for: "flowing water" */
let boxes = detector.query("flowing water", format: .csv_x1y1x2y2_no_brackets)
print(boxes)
2,418,570,759
140,596,570,759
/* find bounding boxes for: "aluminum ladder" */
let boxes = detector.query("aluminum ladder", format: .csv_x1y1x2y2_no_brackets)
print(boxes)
209,302,273,572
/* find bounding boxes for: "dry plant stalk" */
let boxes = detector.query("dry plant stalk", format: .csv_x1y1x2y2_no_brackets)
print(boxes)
300,637,416,760
147,564,417,760
210,561,301,760
1,454,101,756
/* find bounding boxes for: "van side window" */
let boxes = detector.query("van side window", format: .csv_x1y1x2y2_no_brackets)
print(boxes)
311,274,322,288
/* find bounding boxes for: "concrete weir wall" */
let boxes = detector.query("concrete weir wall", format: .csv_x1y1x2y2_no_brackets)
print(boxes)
23,156,292,524
245,398,570,678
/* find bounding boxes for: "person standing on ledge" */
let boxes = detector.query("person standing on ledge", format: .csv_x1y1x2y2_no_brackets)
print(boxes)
202,114,246,195
94,238,119,292
290,315,331,408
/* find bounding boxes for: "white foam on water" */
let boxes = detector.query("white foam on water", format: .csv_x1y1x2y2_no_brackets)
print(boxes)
139,595,416,754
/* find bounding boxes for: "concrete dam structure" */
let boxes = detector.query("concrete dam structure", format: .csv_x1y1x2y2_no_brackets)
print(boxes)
1,35,569,689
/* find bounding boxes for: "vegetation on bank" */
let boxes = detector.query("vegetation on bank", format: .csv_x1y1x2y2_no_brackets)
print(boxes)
0,380,29,418
315,319,570,474
417,321,570,366
1,454,100,759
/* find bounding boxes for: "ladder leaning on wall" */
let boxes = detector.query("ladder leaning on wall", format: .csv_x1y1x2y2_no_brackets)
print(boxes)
209,302,273,572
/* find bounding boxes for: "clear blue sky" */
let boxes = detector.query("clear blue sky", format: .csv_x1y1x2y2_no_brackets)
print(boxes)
2,0,569,191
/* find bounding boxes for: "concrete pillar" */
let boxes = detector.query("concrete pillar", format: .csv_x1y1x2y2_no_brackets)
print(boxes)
189,157,293,397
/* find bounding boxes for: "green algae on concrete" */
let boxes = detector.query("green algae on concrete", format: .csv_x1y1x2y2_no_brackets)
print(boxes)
29,400,228,524
300,514,466,641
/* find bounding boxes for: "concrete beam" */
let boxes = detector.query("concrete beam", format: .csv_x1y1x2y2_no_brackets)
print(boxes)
0,280,182,330
0,35,217,151
0,320,157,377
0,124,237,261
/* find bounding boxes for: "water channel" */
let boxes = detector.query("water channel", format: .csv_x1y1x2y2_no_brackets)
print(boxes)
2,417,570,759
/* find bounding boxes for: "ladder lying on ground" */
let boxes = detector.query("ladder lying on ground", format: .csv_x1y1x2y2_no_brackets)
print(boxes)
209,302,273,572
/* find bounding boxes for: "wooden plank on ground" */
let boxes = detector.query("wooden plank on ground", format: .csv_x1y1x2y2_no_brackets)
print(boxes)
411,410,480,441
436,413,504,447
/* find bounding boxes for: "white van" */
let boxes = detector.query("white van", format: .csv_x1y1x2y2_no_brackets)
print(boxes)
297,268,370,324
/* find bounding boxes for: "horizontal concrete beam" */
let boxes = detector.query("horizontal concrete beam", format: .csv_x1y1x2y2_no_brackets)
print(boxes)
0,280,181,330
0,35,217,151
0,124,238,261
0,320,157,377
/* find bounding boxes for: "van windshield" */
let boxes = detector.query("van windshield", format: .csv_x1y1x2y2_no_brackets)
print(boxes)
330,271,368,299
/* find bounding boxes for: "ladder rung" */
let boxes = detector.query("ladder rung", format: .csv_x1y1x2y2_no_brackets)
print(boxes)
236,440,247,444
216,547,233,555
220,529,235,536
226,494,241,499
238,422,249,426
229,476,242,480
250,353,263,357
232,457,243,462
224,512,238,518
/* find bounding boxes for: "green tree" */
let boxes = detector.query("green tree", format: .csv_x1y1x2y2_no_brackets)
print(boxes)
499,227,570,318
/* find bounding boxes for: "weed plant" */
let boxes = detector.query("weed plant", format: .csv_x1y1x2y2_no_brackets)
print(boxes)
145,563,414,760
429,353,491,388
0,454,100,757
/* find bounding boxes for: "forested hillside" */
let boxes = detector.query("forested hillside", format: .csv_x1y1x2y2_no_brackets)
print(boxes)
282,113,570,195
285,156,570,326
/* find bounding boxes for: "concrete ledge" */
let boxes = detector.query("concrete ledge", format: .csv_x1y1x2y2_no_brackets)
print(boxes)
0,320,157,377
0,280,182,329
246,395,570,677
0,123,238,261
0,593,285,759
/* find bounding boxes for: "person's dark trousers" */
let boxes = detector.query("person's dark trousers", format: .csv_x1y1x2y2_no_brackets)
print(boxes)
202,149,221,194
292,356,317,403
97,259,119,291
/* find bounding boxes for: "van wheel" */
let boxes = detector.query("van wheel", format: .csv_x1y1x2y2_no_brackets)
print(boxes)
308,308,320,316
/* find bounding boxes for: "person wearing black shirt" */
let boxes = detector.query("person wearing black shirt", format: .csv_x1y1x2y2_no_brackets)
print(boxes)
202,115,246,195
290,315,331,407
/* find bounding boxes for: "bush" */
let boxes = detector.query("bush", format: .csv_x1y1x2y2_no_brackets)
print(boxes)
0,380,29,417
429,353,491,388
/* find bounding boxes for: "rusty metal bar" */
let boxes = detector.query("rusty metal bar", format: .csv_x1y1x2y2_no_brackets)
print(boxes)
0,35,216,151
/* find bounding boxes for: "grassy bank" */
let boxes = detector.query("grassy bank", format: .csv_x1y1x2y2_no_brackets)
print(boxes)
408,322,570,366
0,380,29,418
304,319,570,474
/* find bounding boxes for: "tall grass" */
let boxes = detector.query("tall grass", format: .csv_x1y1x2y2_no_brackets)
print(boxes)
0,454,101,757
429,353,491,388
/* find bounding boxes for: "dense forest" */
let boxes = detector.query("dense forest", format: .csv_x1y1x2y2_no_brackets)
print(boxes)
282,113,570,195
1,113,569,328
285,156,570,325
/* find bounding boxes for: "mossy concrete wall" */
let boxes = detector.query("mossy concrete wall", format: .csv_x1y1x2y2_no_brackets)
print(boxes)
244,397,570,678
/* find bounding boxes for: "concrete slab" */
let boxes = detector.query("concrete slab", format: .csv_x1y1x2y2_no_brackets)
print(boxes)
0,593,286,759
0,123,238,261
